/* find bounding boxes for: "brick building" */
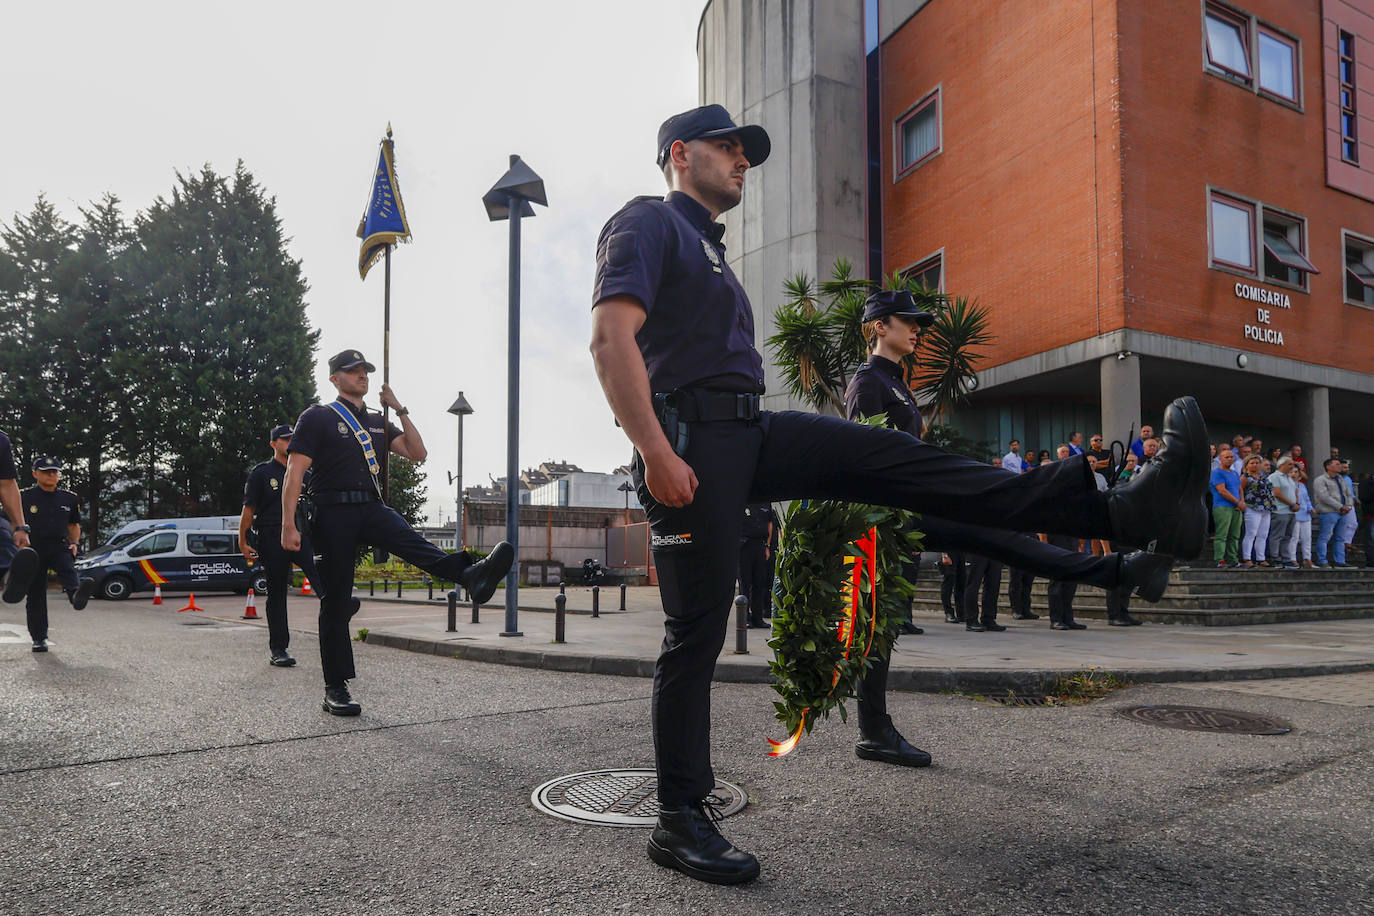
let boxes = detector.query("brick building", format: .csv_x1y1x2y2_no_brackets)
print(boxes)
698,0,1374,465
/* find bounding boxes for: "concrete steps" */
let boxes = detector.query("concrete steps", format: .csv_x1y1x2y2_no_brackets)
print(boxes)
913,564,1374,626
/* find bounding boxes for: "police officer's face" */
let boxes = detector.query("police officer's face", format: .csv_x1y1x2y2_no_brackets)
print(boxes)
879,315,922,357
271,435,291,460
34,468,59,491
679,136,749,214
331,366,369,398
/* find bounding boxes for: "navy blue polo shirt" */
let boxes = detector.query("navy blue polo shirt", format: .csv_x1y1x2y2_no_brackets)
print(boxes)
741,503,774,541
0,431,15,480
592,190,764,394
20,486,80,541
289,398,400,493
843,355,923,438
243,458,303,527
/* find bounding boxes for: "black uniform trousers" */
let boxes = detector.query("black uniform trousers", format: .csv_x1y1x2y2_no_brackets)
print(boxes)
1045,533,1082,625
255,524,320,655
0,516,14,576
1104,539,1133,621
962,554,1004,625
633,410,1111,806
736,537,770,625
940,552,967,617
312,499,474,684
25,539,80,641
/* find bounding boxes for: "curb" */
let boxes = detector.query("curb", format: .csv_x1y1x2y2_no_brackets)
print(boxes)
363,630,1374,693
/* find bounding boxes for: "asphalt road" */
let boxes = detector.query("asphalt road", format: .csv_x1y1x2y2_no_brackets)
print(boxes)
2,600,1372,915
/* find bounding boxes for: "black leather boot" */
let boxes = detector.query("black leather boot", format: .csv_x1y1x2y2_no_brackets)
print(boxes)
648,801,760,884
459,541,515,604
1106,397,1210,558
322,682,361,716
70,577,96,611
855,716,933,768
1119,551,1173,603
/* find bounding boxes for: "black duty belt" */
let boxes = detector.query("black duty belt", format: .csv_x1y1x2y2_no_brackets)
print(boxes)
654,389,762,423
312,490,380,505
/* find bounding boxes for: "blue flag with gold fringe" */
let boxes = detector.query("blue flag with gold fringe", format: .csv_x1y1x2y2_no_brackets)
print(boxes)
357,124,411,280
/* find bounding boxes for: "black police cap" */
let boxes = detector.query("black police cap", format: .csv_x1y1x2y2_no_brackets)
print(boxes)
656,104,771,168
328,349,377,374
32,456,62,471
270,424,294,441
862,290,936,327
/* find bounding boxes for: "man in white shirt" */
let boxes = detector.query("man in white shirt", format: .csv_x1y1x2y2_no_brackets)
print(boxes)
1002,439,1025,474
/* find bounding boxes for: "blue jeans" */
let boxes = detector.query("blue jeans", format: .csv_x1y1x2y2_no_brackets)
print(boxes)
1315,512,1344,565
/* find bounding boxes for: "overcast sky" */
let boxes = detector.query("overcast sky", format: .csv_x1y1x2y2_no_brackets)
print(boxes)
1,1,707,523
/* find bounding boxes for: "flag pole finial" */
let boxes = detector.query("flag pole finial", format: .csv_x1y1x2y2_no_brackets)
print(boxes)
386,122,393,139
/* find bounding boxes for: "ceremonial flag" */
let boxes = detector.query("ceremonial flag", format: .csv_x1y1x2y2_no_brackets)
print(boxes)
356,124,411,280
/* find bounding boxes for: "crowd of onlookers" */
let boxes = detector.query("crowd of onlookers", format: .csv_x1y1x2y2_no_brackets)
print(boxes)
1207,437,1371,569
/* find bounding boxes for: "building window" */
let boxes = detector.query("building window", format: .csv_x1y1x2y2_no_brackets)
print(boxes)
895,90,940,176
1210,193,1256,271
1344,232,1374,306
1261,209,1316,288
901,252,943,292
1205,5,1251,82
1257,29,1297,101
1339,30,1358,163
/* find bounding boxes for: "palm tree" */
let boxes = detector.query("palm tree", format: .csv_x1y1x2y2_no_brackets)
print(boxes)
766,257,992,423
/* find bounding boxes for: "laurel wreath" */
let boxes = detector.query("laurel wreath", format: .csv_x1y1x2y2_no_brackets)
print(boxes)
766,494,922,754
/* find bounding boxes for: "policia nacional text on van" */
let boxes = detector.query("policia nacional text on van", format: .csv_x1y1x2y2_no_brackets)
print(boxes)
589,103,1212,886
281,349,514,717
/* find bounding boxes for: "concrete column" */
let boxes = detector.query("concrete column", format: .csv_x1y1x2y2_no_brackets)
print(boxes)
1292,386,1330,463
1099,352,1142,444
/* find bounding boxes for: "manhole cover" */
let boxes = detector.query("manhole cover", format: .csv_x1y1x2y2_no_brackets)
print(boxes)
530,769,747,827
1117,705,1291,735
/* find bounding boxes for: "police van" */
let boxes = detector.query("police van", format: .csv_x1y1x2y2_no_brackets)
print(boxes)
76,528,268,601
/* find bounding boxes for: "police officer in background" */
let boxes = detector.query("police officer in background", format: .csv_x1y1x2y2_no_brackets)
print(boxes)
591,106,1208,884
240,424,321,667
737,502,773,628
19,457,95,651
0,427,38,604
281,350,513,717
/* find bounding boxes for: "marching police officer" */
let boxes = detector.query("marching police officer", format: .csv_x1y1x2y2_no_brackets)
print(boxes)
19,457,95,651
737,502,773,628
0,427,38,604
281,349,513,716
591,104,1208,884
240,424,322,667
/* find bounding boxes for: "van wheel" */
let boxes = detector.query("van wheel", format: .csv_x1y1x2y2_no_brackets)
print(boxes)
101,575,133,601
251,572,269,594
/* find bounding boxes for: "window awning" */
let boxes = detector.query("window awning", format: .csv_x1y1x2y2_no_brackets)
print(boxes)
1346,258,1374,289
1263,231,1319,273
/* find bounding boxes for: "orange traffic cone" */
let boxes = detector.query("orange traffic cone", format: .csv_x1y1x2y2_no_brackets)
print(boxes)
152,585,163,605
242,588,259,619
301,577,313,596
177,593,204,613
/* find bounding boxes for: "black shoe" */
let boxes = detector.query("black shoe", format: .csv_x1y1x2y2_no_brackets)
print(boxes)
1063,621,1087,630
855,719,933,768
899,621,923,635
1108,615,1143,626
1106,396,1210,558
3,548,39,604
748,620,769,629
270,651,297,667
648,801,760,885
965,622,986,632
944,612,961,624
70,577,96,611
1050,621,1071,630
1011,611,1040,620
981,621,1007,632
322,682,361,716
31,638,48,652
459,541,514,605
1120,551,1173,603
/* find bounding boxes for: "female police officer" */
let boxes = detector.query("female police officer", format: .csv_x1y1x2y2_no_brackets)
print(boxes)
590,104,1209,885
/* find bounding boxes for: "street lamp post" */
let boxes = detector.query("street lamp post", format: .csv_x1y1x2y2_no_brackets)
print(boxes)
617,480,634,566
446,392,473,557
483,155,547,639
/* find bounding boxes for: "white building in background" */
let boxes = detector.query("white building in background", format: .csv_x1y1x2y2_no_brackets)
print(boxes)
527,472,642,510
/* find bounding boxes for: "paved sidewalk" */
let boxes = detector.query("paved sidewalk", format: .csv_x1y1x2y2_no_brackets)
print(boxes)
175,585,1374,694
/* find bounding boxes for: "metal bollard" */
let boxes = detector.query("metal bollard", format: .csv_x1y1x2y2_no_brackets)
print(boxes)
471,596,480,624
591,585,600,618
446,590,457,632
554,593,566,643
619,582,627,611
396,579,403,598
734,595,749,654
369,580,375,597
427,579,434,601
558,580,565,597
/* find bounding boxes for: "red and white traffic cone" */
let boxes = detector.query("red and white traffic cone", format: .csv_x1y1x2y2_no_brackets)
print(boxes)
242,588,259,620
301,577,313,596
177,593,204,613
152,585,163,605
